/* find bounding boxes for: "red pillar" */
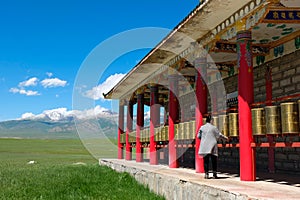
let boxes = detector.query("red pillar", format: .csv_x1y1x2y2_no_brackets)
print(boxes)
237,30,256,181
125,99,133,160
118,101,124,159
266,65,275,173
150,84,160,165
136,91,144,162
194,57,207,173
168,74,179,168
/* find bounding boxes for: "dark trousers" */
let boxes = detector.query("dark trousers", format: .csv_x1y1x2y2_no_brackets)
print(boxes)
204,154,217,173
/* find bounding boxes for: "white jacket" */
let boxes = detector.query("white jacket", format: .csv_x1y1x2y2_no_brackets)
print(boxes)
198,123,227,157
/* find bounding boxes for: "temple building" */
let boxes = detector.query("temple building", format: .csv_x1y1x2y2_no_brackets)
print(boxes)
104,0,300,181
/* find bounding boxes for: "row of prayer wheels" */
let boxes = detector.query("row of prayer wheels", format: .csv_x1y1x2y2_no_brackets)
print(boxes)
174,121,196,140
251,100,300,135
154,126,169,141
121,100,299,144
140,129,150,142
213,113,239,137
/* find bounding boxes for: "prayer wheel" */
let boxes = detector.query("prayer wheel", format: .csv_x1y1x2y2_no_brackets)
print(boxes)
174,124,179,140
140,130,143,142
251,108,266,135
184,122,190,139
163,126,168,141
218,115,229,137
120,133,126,143
142,129,146,142
265,106,281,134
154,127,158,141
178,123,184,140
212,116,219,128
190,120,196,139
280,102,299,134
229,113,239,137
158,127,162,141
160,126,165,141
146,128,150,142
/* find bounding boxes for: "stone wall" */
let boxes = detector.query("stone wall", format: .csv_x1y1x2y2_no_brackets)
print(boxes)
99,159,254,200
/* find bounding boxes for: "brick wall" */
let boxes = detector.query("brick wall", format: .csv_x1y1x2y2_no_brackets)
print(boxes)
270,50,300,99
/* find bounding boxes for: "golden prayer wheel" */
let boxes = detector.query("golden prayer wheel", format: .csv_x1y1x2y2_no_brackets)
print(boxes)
140,130,143,142
229,113,239,137
218,115,229,137
184,122,190,139
190,120,196,139
265,106,281,134
159,126,163,141
179,122,184,140
146,128,150,142
154,127,158,141
191,120,196,139
160,126,164,141
142,129,146,142
120,133,125,143
163,126,168,141
212,116,219,128
251,108,266,135
280,102,299,134
174,124,179,140
158,127,162,141
177,123,181,140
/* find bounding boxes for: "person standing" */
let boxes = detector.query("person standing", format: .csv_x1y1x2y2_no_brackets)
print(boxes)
197,115,228,179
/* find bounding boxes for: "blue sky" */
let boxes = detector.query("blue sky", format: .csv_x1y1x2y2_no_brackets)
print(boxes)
0,0,199,121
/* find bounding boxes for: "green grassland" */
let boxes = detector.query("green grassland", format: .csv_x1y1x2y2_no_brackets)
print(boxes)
0,138,164,200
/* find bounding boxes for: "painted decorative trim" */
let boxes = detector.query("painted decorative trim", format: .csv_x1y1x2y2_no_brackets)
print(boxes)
215,0,266,40
212,41,269,56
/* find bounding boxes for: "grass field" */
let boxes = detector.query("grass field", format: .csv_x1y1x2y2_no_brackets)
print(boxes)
0,138,164,200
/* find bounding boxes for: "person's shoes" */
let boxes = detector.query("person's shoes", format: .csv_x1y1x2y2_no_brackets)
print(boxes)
212,172,218,179
204,173,209,179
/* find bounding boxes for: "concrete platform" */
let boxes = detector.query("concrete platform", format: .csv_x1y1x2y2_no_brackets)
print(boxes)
99,159,300,200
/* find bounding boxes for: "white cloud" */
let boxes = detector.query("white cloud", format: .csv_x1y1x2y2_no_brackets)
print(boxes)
41,78,67,88
21,112,36,119
46,72,53,77
9,88,40,96
19,106,114,121
84,73,125,100
18,77,39,87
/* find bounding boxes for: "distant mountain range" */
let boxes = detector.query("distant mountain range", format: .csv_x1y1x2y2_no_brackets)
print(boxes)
0,108,119,139
0,107,163,139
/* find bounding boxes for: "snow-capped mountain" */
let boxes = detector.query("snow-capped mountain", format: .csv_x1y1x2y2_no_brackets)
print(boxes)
19,106,118,122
